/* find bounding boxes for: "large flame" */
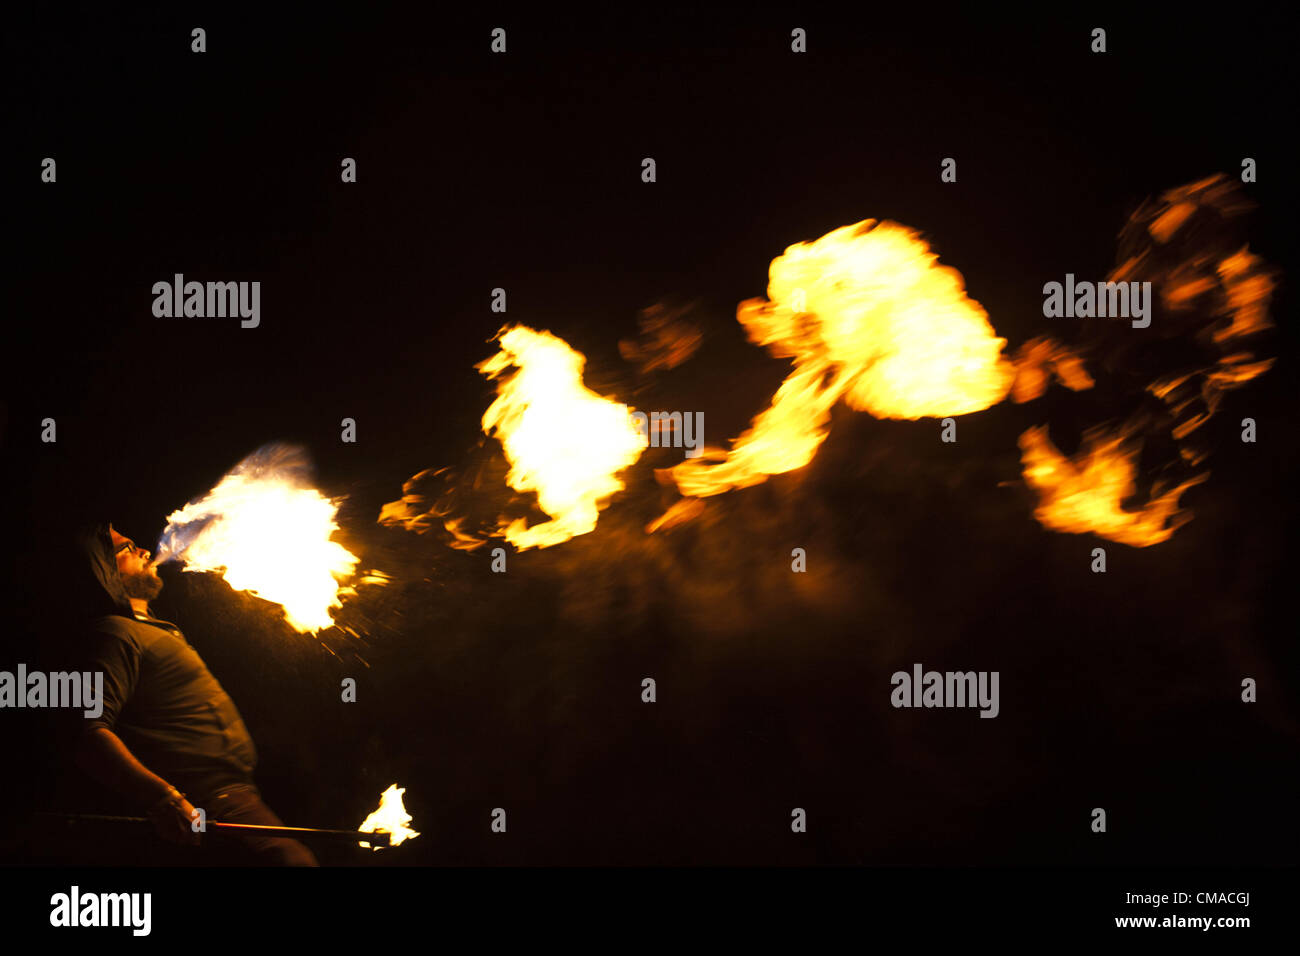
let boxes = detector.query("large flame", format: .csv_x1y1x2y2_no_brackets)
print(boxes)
359,783,419,850
669,220,1016,498
378,178,1271,553
478,325,648,550
156,444,361,633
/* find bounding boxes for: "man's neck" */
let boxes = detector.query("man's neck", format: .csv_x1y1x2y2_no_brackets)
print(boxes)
129,598,150,617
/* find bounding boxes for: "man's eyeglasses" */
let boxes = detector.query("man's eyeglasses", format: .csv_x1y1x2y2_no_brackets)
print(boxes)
115,540,147,558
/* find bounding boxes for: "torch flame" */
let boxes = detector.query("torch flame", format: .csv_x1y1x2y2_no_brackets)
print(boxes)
669,219,1016,498
478,325,648,550
156,444,361,633
359,783,419,850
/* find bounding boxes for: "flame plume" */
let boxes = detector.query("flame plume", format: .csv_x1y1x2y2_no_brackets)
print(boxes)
478,325,648,550
1019,174,1275,546
380,176,1272,554
669,220,1017,498
359,784,419,850
156,444,361,633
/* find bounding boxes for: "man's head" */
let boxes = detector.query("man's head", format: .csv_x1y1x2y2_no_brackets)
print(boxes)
110,527,163,602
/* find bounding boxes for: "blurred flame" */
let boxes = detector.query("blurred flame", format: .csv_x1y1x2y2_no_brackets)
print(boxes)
619,301,703,373
1149,201,1197,243
1019,173,1276,545
1019,425,1208,547
337,570,391,599
1010,336,1095,404
443,516,489,551
668,220,1016,498
479,325,648,549
157,444,361,633
379,175,1273,553
1214,249,1274,344
359,784,419,850
645,496,706,534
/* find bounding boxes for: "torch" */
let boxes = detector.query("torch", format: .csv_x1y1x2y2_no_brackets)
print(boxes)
35,812,393,847
35,784,418,851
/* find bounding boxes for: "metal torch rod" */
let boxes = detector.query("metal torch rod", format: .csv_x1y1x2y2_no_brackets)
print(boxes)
36,812,392,846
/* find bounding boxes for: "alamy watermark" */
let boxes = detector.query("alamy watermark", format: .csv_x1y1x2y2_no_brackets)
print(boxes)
0,665,103,718
50,886,151,936
1042,275,1151,328
890,663,999,718
152,274,260,328
630,410,704,458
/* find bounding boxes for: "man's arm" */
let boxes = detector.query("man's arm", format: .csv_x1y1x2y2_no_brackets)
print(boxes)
75,726,199,844
74,728,197,842
76,725,172,805
75,629,200,845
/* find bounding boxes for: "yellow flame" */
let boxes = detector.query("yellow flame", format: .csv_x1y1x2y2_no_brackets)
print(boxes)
669,220,1015,498
359,784,419,850
479,325,648,549
645,496,707,534
1018,425,1208,548
158,447,360,633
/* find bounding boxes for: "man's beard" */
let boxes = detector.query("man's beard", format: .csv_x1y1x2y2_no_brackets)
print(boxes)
120,568,164,601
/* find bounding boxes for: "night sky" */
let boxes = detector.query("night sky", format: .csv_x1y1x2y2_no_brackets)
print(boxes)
3,7,1297,871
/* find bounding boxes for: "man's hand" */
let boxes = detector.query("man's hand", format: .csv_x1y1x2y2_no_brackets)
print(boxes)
77,728,203,846
147,790,201,846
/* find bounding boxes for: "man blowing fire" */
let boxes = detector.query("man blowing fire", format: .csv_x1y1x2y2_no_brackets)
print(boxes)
69,521,317,866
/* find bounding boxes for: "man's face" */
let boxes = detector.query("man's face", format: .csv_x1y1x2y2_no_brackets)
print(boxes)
110,527,163,601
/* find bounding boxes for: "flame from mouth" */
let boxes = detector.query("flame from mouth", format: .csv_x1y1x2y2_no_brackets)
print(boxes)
156,444,362,633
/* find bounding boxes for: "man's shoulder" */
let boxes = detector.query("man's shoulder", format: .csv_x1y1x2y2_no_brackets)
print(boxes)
87,614,182,649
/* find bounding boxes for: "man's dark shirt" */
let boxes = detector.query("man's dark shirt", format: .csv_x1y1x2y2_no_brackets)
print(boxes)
83,612,257,803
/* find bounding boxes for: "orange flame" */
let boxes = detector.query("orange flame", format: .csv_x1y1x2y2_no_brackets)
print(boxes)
668,220,1016,498
359,784,419,850
1018,173,1276,545
157,445,362,633
618,301,703,374
1018,425,1208,547
479,325,648,549
1010,336,1095,404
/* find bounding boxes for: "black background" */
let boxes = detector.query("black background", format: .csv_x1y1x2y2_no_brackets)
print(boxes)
2,3,1297,885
